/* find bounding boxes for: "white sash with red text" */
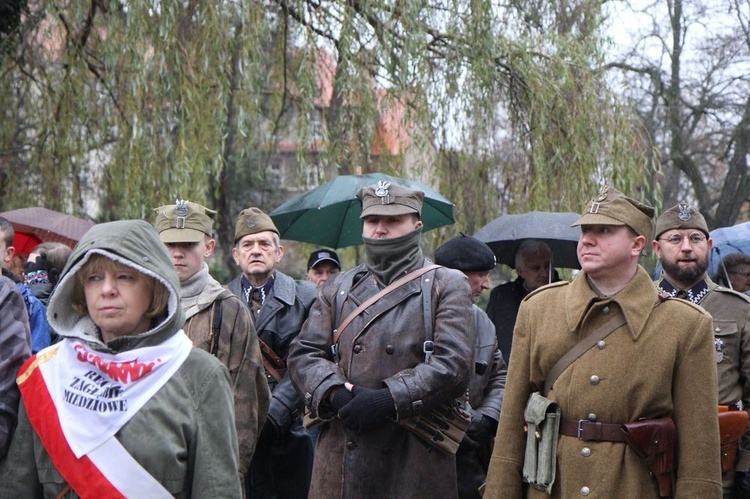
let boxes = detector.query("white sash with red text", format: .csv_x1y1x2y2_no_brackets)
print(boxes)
18,331,193,498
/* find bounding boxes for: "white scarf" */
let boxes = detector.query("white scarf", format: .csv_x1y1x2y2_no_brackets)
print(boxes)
37,331,193,458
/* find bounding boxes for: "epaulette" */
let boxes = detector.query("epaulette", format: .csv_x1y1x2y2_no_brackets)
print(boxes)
713,285,750,303
522,280,569,302
659,294,712,316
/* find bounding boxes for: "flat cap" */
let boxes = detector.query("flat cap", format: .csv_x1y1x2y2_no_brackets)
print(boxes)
234,207,279,242
654,202,709,238
572,185,655,239
357,180,424,218
435,234,496,272
153,200,215,243
307,249,341,270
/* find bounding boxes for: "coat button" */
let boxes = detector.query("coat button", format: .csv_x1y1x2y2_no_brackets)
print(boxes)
385,345,395,355
596,340,606,349
587,413,597,422
353,344,362,354
581,447,591,457
581,486,590,496
346,440,358,450
589,375,600,385
602,306,610,315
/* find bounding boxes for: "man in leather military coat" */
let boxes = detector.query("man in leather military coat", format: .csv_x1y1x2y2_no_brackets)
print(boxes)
288,182,474,498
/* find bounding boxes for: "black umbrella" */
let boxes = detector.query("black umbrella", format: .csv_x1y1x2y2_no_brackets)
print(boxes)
474,211,582,269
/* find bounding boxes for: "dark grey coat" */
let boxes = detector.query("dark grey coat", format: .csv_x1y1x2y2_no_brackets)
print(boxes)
288,261,474,498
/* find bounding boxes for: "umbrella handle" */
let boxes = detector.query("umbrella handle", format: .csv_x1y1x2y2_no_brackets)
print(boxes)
715,247,733,290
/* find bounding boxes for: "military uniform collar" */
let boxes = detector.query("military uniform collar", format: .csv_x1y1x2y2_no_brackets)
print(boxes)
567,266,658,341
241,272,275,305
656,273,709,305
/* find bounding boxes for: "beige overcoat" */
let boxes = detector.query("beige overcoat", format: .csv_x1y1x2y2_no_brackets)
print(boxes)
484,266,722,498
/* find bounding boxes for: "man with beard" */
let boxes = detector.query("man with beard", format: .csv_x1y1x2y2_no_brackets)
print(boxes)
653,202,750,498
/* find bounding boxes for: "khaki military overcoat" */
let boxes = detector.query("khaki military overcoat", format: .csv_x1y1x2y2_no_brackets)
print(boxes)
484,266,722,498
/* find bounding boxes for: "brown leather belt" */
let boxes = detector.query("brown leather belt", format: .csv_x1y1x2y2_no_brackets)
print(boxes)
559,417,626,442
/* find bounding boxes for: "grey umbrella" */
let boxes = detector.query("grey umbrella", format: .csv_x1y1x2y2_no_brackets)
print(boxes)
473,211,582,269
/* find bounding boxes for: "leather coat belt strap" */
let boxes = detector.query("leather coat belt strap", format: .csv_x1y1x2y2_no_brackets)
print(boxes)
559,416,626,442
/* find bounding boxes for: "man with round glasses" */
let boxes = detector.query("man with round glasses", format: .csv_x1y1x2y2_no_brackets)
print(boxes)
653,202,750,498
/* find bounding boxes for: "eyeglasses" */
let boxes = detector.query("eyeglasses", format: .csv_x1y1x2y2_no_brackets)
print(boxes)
658,232,707,246
729,270,750,278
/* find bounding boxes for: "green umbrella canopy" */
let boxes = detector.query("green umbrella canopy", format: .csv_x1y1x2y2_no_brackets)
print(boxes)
270,173,455,248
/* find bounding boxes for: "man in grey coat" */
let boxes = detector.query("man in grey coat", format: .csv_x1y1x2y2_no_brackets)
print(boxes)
288,181,475,498
435,234,507,498
0,275,31,463
227,207,316,498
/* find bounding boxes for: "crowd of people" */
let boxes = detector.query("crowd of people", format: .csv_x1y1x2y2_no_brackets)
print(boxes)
0,181,746,498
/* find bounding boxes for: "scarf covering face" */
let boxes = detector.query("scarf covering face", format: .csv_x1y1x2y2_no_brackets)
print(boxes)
363,228,423,286
180,263,226,320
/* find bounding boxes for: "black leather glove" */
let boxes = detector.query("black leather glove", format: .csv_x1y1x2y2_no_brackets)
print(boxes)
328,387,355,413
736,469,750,497
466,415,498,441
338,386,396,435
460,432,480,451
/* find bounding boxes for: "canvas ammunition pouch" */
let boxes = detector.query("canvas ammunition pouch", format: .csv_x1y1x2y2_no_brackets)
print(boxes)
520,311,627,494
621,417,675,498
718,405,749,473
522,392,561,493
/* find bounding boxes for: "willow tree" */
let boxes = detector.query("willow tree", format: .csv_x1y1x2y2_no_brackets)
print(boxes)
0,0,655,252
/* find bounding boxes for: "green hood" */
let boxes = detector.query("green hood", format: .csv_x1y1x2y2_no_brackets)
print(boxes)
48,219,185,352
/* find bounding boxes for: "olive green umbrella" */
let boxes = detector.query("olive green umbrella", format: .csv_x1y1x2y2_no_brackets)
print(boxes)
270,173,455,248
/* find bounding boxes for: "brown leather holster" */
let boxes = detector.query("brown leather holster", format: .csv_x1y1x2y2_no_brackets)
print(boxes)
621,417,675,498
718,406,749,473
258,339,287,382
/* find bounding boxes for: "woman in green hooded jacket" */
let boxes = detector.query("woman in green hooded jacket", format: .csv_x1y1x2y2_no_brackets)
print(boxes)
0,220,242,498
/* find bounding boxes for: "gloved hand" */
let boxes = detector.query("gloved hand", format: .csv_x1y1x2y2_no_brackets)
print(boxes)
736,469,750,497
23,254,52,286
466,414,498,441
328,387,355,413
338,386,396,435
262,415,282,439
460,431,480,452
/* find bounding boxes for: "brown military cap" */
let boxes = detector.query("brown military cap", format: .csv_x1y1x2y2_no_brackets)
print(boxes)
153,200,215,243
654,202,709,239
234,207,279,242
357,180,424,218
572,185,655,239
